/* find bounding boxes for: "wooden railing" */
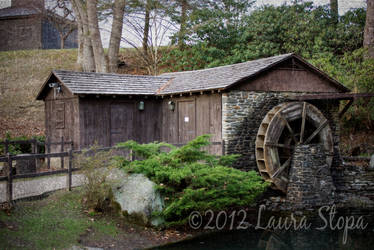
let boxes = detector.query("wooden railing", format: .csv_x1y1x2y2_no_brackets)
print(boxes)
0,140,224,205
0,137,73,169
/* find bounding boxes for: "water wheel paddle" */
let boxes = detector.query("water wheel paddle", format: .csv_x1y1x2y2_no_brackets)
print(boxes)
255,102,334,192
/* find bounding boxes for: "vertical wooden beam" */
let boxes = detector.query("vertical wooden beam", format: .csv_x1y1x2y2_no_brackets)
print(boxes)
222,140,225,155
300,102,307,144
35,138,39,169
7,153,13,206
47,137,51,169
61,136,64,169
67,149,73,191
31,138,37,169
4,138,8,155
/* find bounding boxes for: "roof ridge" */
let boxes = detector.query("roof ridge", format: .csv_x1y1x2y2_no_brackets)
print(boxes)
53,70,172,79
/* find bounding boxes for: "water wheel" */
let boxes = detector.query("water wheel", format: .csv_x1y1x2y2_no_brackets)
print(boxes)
255,102,334,192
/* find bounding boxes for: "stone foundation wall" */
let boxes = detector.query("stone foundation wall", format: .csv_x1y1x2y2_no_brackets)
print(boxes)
287,144,335,207
332,164,374,203
222,91,341,172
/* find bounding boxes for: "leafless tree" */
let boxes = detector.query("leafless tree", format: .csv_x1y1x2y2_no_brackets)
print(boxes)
70,0,126,73
119,7,177,75
45,0,77,49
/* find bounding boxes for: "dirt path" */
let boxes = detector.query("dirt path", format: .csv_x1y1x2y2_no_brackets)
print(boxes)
0,172,85,203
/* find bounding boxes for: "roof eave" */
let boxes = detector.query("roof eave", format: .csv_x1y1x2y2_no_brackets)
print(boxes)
36,71,74,100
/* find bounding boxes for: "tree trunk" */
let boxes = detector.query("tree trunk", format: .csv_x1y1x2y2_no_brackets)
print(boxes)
76,21,84,66
71,0,95,72
108,0,126,73
330,0,338,23
143,0,151,55
60,34,65,49
364,0,374,59
87,0,108,73
178,0,187,49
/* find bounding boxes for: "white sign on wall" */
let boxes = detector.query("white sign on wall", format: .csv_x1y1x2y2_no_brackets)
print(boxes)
184,117,189,123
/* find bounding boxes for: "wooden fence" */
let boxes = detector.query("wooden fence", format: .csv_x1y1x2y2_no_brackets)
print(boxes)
0,139,224,205
0,137,73,169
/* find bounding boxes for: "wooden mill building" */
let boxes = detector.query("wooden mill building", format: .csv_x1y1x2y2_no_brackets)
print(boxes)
37,53,352,191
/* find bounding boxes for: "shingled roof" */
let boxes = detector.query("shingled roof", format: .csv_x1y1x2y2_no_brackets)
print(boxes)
36,70,172,99
158,54,292,94
0,7,40,18
159,53,349,94
37,53,349,100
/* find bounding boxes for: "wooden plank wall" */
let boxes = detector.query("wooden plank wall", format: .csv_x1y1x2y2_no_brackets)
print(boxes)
44,84,77,153
161,93,222,154
235,60,343,93
79,97,162,148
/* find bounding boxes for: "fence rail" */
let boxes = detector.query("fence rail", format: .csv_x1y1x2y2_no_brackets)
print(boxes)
0,139,224,205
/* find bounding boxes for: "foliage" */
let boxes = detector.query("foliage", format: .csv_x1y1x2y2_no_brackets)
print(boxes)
115,135,269,226
0,132,45,155
74,143,115,211
310,48,374,131
161,2,366,71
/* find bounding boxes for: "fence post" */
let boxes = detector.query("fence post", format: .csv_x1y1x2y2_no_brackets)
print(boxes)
60,136,64,169
7,153,13,206
31,138,37,168
4,138,8,155
47,137,51,169
67,149,73,191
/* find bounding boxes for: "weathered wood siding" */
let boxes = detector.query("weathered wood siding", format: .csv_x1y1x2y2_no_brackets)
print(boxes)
235,62,341,93
161,93,222,154
44,83,78,152
79,97,162,149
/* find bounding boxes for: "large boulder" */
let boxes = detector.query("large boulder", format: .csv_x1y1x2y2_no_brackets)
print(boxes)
109,169,164,226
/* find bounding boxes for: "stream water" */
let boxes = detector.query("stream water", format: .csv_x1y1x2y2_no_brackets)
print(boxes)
154,208,374,250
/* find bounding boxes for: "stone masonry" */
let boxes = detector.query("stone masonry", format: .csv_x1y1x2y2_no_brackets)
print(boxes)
222,91,341,172
287,144,335,207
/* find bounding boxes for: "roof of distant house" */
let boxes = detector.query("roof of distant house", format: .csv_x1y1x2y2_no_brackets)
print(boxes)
0,7,40,18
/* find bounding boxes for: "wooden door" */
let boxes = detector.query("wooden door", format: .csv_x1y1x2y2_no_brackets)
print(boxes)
178,100,196,143
110,102,134,146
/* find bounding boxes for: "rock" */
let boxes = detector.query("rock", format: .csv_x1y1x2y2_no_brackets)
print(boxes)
109,169,164,226
370,155,374,170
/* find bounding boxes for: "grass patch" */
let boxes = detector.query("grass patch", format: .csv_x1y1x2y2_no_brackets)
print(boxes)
0,189,119,249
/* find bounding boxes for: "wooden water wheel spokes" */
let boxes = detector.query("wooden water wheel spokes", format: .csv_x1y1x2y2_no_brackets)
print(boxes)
255,102,334,192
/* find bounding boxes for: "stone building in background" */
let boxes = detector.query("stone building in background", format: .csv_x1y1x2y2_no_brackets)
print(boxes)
0,0,77,51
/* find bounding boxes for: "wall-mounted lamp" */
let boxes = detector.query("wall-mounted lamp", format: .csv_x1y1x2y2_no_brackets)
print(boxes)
139,101,145,111
49,82,61,93
168,101,175,111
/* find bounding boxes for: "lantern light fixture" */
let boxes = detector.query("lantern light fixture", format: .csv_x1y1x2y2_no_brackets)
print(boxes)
139,101,145,111
168,101,175,111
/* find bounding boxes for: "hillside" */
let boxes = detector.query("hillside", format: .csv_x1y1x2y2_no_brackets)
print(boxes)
0,49,148,138
0,49,78,137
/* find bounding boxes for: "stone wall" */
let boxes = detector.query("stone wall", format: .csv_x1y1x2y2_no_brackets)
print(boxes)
287,144,335,207
332,164,374,204
222,91,341,172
